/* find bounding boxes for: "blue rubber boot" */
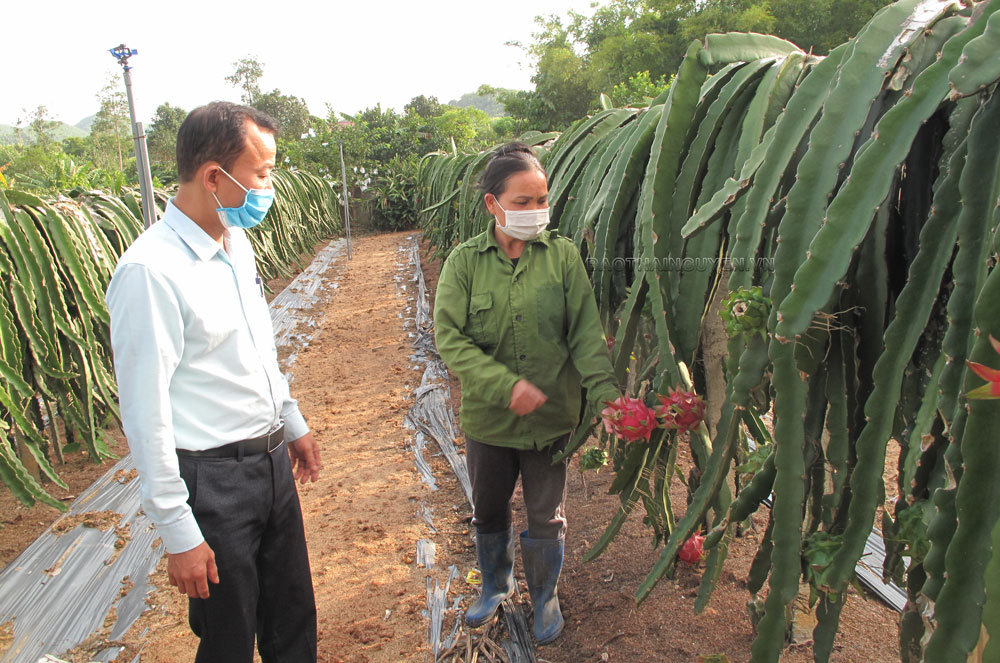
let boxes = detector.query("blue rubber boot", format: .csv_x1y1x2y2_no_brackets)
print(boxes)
520,532,565,644
465,526,516,627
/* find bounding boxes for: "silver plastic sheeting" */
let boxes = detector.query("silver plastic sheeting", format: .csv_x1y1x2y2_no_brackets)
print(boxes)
408,431,439,492
271,239,347,370
0,238,348,663
416,539,436,570
0,455,161,663
856,531,908,612
424,566,461,662
401,243,472,504
418,504,437,534
405,383,472,506
501,597,537,663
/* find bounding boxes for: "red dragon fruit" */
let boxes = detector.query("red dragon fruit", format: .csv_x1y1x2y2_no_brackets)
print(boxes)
966,334,1000,399
679,533,706,564
600,396,658,443
655,387,706,435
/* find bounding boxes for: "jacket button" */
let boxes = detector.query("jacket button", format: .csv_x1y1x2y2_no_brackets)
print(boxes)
520,354,526,361
516,314,523,322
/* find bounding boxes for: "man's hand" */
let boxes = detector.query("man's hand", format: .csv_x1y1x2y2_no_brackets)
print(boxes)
288,431,322,484
167,541,219,599
509,379,547,416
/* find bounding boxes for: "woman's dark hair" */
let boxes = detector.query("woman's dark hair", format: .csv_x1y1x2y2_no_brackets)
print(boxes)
478,142,545,198
176,101,279,183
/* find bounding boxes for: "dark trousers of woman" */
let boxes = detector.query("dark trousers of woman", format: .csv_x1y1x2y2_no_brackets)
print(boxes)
466,434,569,539
178,445,317,662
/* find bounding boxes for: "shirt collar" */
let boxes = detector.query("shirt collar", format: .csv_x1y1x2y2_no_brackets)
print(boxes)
474,219,554,253
162,199,227,262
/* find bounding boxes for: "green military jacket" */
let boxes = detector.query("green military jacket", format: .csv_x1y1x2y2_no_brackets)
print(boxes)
433,221,620,450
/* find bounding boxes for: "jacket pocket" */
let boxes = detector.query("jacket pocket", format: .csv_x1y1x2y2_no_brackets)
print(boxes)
468,292,498,347
536,283,566,340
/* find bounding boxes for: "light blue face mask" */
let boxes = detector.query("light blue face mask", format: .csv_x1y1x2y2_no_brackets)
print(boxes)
213,167,275,229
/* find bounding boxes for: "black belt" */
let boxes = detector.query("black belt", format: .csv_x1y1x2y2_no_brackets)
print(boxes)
176,425,285,459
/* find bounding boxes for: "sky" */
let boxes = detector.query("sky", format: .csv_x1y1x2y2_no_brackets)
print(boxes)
4,0,598,128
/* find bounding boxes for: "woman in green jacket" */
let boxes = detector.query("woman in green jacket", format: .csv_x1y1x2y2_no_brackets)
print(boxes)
433,142,620,644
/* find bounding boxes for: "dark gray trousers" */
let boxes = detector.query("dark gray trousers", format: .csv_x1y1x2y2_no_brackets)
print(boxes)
178,446,316,663
466,434,569,540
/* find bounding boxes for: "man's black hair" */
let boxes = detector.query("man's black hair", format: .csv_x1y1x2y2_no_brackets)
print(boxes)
176,101,279,183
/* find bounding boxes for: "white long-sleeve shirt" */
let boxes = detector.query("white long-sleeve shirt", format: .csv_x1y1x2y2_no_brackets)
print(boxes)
106,200,309,554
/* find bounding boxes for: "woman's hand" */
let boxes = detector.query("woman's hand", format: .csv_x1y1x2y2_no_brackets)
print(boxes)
509,379,547,415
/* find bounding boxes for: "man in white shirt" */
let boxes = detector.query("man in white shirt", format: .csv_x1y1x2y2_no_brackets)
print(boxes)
106,101,321,662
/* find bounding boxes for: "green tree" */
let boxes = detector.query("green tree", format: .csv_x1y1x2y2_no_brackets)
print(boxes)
480,86,550,136
226,56,264,104
533,45,596,130
609,71,673,107
491,115,522,140
428,107,496,152
61,136,92,161
254,89,311,138
497,0,893,132
518,14,600,130
584,0,694,91
768,0,892,54
678,0,776,43
224,57,313,139
146,102,187,182
91,76,132,171
404,95,445,118
350,105,419,164
27,106,59,146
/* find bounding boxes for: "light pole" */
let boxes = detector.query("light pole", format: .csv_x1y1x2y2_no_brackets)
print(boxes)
109,44,157,229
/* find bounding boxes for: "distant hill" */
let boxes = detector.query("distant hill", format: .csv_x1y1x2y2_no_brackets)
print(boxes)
54,123,87,140
0,121,88,145
75,115,95,132
448,92,507,117
0,124,21,145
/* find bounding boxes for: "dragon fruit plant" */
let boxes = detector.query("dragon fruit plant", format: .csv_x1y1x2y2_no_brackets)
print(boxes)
720,286,770,341
679,533,706,564
655,388,707,435
580,447,610,471
601,396,659,443
966,335,1000,400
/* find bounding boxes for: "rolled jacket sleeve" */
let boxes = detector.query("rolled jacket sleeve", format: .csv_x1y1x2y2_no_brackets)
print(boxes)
434,248,520,408
107,264,204,554
562,246,621,408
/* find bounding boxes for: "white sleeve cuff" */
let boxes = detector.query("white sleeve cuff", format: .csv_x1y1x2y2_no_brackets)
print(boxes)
155,510,205,554
282,408,309,443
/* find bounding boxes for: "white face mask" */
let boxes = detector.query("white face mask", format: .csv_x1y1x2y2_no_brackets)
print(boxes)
493,198,550,241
